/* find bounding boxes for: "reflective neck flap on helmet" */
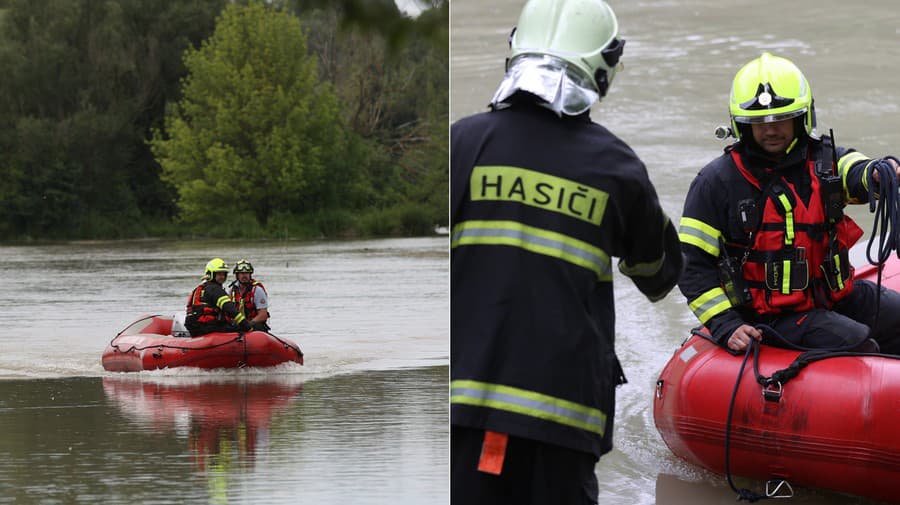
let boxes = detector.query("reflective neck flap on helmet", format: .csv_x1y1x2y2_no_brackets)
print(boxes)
491,54,599,117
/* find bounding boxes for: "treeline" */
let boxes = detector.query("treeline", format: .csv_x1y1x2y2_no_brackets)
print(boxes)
0,0,448,240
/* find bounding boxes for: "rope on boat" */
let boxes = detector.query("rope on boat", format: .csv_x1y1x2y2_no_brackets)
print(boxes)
109,314,303,361
723,339,771,502
267,331,304,361
110,334,245,354
109,314,242,353
719,322,897,502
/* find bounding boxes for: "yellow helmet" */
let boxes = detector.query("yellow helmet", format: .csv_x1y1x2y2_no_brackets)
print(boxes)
729,52,814,140
204,258,229,280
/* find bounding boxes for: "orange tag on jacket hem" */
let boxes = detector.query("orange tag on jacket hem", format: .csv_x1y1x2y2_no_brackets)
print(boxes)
477,431,508,475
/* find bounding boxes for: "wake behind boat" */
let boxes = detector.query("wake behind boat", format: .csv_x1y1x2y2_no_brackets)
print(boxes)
654,256,900,502
102,314,304,372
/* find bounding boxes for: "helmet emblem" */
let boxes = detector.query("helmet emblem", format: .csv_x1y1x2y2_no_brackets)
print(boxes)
757,91,772,107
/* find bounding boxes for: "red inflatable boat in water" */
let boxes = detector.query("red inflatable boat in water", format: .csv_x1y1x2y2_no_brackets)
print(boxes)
102,315,304,372
654,257,900,502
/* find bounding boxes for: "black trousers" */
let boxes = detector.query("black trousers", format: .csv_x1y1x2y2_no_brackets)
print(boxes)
764,279,900,354
185,320,238,337
451,426,599,505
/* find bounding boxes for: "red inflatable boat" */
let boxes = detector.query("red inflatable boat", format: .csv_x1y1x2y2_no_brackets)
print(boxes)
102,315,304,372
654,258,900,502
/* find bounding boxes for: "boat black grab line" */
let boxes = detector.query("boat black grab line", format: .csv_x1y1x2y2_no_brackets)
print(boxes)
110,334,244,354
723,339,788,502
110,314,303,358
267,331,304,359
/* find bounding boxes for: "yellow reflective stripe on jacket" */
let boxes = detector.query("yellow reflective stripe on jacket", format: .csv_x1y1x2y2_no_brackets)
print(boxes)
215,294,244,323
689,287,732,324
775,193,795,245
470,165,609,226
215,295,231,309
450,379,607,436
679,217,720,257
838,151,869,196
451,220,612,281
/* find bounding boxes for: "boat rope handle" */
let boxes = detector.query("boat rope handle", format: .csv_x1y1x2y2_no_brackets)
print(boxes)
765,479,794,499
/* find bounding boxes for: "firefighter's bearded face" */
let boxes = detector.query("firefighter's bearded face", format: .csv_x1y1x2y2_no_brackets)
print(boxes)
751,118,795,156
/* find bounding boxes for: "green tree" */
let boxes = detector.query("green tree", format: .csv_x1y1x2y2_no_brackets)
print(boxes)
152,2,351,230
0,0,225,238
297,1,448,230
0,0,225,239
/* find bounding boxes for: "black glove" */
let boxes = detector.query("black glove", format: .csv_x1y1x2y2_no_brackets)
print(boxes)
252,321,271,332
238,319,253,333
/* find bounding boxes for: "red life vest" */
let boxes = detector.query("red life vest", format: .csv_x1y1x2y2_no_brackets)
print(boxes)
230,280,267,320
186,282,221,323
730,149,863,315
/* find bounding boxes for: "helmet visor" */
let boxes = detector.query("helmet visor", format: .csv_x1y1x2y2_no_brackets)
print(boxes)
732,108,807,124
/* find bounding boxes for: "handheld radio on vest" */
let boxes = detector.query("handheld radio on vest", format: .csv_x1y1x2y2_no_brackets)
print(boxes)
717,237,753,307
819,128,844,224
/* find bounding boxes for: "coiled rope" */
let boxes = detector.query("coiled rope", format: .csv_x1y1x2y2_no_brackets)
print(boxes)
866,155,900,264
866,156,900,329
